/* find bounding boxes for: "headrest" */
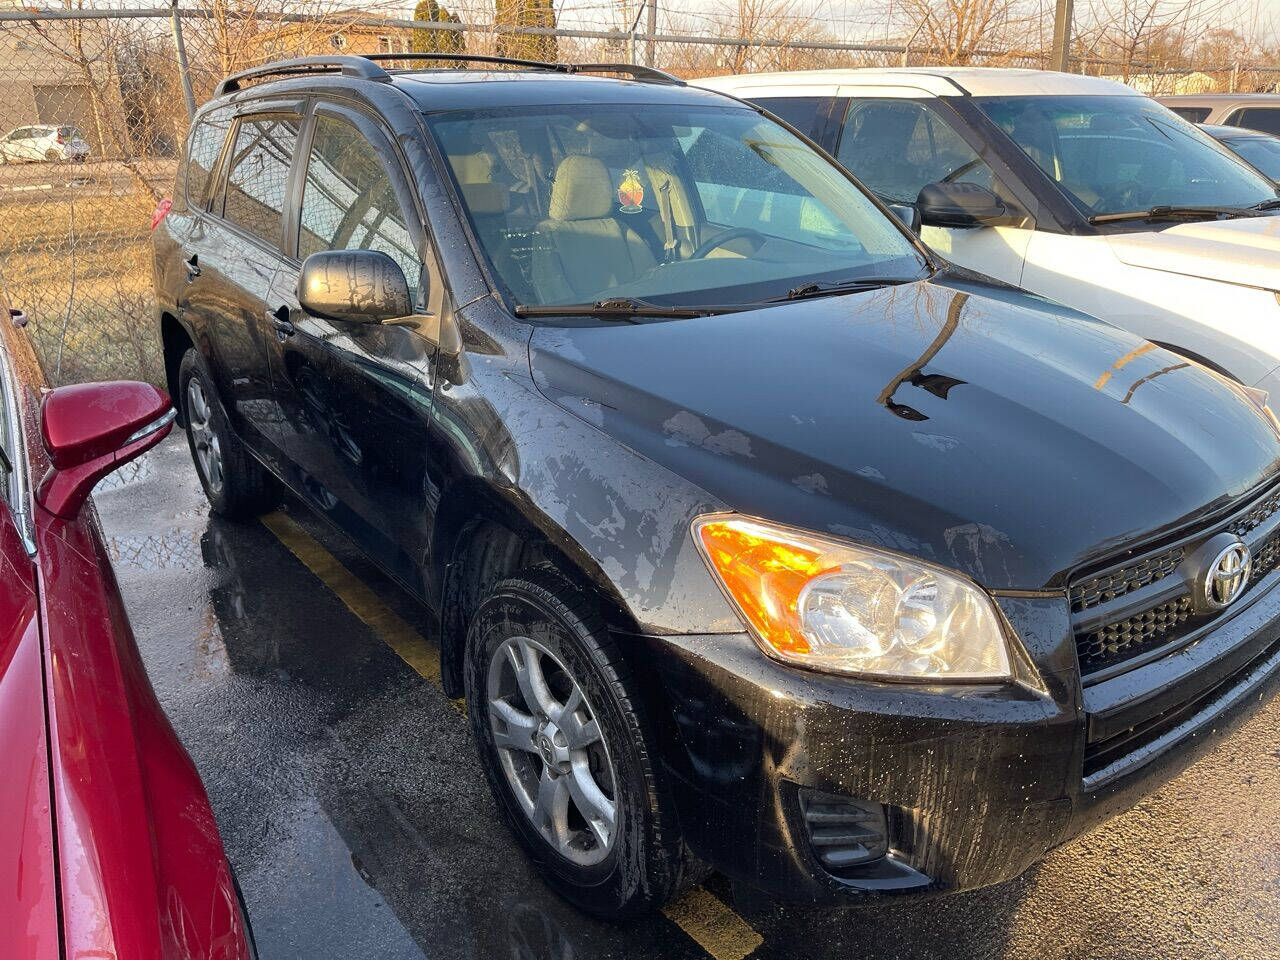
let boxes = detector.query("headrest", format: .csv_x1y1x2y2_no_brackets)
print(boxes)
460,181,510,215
450,151,495,185
549,155,613,221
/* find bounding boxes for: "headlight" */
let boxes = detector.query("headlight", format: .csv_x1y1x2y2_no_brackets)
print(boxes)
694,515,1012,681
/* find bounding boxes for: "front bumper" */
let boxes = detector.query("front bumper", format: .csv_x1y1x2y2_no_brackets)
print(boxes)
635,581,1280,905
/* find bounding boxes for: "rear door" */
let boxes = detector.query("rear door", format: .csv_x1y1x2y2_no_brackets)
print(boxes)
184,104,302,454
266,101,439,586
825,87,1035,286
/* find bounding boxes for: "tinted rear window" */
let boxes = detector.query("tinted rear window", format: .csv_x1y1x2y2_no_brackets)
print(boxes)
1227,107,1280,136
221,115,301,247
750,96,829,139
184,106,233,210
1167,106,1211,123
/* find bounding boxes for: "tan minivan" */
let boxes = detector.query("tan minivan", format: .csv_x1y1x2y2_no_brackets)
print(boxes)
1159,93,1280,134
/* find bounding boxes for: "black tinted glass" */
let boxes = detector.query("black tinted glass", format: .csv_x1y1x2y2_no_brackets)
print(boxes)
222,115,300,247
298,115,420,295
1228,108,1280,136
1168,106,1211,123
185,107,233,210
752,97,828,139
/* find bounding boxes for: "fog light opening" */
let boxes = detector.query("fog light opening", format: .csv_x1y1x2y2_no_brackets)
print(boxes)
799,788,890,874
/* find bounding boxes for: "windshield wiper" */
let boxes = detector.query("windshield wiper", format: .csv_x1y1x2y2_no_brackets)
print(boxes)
778,275,921,302
1088,205,1256,225
1252,198,1280,211
514,297,747,320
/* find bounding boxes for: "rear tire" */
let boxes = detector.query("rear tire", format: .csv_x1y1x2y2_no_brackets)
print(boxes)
465,565,701,918
43,149,59,162
178,349,276,518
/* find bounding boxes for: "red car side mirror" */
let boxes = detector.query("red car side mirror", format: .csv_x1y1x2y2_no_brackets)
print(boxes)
37,381,175,518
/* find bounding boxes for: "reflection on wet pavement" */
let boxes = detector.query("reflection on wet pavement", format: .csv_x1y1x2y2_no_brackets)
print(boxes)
95,436,1280,960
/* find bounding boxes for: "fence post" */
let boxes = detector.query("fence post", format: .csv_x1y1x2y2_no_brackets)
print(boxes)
645,0,657,66
171,0,196,121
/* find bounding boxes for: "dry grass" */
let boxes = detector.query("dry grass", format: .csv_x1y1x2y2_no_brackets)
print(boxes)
0,185,162,385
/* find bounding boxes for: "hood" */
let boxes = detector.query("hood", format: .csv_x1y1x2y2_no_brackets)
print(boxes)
1107,215,1280,290
529,275,1280,589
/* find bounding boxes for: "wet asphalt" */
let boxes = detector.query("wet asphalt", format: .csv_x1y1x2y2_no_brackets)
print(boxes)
95,435,1280,960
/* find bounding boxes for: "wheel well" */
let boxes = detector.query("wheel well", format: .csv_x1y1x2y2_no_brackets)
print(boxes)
160,312,194,425
434,487,638,698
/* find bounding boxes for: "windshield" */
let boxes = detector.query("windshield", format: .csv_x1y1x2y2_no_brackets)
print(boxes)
975,95,1278,217
1223,134,1280,181
427,103,925,310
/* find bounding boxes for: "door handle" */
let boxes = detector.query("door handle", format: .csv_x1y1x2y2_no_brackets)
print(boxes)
269,305,295,340
183,253,200,279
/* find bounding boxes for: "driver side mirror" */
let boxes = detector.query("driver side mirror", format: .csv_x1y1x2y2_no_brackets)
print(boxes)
37,381,174,518
298,249,412,324
917,181,1010,228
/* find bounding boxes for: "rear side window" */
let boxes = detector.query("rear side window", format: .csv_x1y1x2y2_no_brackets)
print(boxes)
184,106,233,210
750,97,829,139
221,115,301,248
297,114,421,296
1226,107,1280,136
1167,106,1211,123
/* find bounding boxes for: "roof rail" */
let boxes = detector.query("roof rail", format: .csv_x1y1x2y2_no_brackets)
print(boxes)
566,63,685,85
363,52,685,85
361,52,571,73
215,56,391,97
213,53,687,98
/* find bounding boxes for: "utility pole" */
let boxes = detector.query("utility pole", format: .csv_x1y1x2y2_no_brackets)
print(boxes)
1050,0,1073,73
646,0,657,66
170,0,196,121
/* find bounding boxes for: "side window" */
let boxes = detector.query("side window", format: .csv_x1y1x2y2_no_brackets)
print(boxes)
1226,108,1280,136
184,106,233,210
1168,106,1211,124
221,114,300,248
298,114,422,299
750,96,830,139
679,124,857,245
836,97,1027,221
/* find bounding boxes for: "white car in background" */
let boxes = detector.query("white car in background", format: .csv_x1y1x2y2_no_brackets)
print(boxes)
0,124,90,163
698,68,1280,398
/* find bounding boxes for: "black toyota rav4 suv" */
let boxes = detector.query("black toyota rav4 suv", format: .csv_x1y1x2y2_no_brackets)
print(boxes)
153,54,1280,917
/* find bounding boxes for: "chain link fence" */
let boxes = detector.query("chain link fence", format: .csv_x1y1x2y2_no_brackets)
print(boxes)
1,4,1278,386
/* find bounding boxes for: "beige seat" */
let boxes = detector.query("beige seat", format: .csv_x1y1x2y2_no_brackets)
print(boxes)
533,155,657,303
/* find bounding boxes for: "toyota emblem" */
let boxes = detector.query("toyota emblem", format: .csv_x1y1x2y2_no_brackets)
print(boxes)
1202,539,1251,610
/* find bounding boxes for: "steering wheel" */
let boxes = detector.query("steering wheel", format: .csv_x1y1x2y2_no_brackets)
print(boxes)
690,227,767,260
1099,178,1146,211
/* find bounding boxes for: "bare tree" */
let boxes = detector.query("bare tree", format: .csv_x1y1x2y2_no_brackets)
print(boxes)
1075,0,1240,79
887,0,1040,64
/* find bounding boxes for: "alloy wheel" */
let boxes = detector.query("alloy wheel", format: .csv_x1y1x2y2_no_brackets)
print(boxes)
186,376,225,495
487,635,619,866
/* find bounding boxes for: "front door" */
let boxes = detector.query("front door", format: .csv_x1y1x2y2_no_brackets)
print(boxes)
829,90,1035,286
267,103,439,589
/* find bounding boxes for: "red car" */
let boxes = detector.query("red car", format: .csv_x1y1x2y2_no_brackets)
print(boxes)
0,299,254,960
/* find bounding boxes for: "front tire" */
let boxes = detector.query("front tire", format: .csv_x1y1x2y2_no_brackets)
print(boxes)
178,349,276,518
465,566,699,918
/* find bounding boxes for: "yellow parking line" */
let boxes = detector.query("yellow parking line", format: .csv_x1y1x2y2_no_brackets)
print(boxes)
664,887,763,960
261,509,761,959
260,510,443,687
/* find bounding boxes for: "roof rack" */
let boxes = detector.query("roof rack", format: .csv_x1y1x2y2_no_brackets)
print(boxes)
213,52,685,97
215,56,390,97
364,52,684,85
